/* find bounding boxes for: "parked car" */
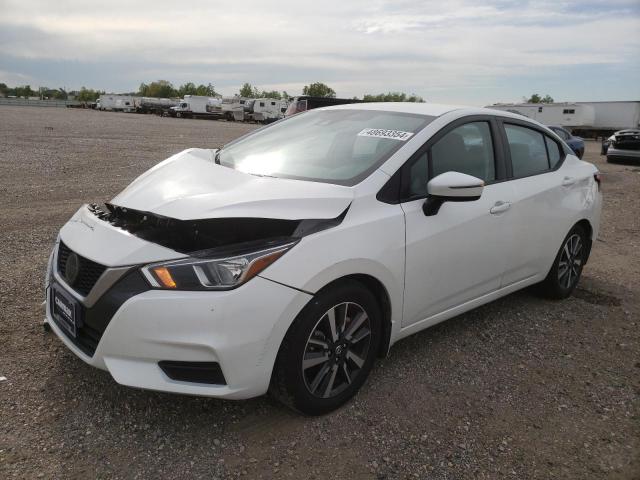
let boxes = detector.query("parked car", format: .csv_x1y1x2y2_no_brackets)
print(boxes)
601,129,640,162
547,125,585,159
45,103,602,415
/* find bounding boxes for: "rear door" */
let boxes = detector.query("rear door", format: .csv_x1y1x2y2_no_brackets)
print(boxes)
497,120,572,286
400,116,513,327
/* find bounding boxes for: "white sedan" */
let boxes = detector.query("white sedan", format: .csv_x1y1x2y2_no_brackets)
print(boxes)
45,103,602,414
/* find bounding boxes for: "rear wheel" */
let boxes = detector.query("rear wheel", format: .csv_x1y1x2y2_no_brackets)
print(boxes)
270,280,381,415
540,225,588,299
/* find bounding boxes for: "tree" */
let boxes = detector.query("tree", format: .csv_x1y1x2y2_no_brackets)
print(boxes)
362,92,425,103
178,82,197,96
260,90,282,99
138,80,177,98
526,93,554,104
76,87,102,102
194,83,217,97
302,82,336,98
239,82,259,98
13,85,36,98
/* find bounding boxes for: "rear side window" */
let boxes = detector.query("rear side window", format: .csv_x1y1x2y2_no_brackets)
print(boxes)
545,137,562,168
505,124,550,177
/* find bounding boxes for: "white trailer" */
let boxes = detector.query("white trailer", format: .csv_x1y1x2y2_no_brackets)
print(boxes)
486,103,595,127
577,101,640,133
249,98,288,123
170,95,222,118
487,101,640,138
222,98,288,123
97,95,139,112
208,97,254,121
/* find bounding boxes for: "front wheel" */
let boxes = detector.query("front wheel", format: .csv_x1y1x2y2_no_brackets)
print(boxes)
540,225,588,299
270,280,381,415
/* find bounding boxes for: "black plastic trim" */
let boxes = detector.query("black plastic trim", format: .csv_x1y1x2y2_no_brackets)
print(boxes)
158,361,227,385
51,269,150,357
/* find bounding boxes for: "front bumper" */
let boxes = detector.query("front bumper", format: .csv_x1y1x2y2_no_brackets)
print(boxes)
45,244,312,399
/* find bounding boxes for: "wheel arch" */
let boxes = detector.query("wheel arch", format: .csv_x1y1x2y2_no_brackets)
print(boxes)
317,274,393,359
574,218,594,264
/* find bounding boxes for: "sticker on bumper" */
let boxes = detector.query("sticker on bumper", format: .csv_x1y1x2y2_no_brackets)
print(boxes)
358,128,414,141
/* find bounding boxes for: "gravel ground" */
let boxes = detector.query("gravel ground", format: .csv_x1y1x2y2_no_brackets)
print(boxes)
0,106,638,479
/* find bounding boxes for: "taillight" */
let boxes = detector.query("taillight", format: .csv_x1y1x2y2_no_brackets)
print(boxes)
594,173,602,191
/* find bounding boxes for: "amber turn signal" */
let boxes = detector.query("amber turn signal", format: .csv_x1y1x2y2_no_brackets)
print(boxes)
152,266,177,288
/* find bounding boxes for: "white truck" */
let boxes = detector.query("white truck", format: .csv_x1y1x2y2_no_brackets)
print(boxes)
488,101,640,138
170,95,222,119
97,95,139,112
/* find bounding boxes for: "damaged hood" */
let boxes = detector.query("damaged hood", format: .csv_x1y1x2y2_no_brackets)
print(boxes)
110,148,354,220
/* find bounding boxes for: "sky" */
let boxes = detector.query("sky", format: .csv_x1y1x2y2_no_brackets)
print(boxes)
1,0,639,106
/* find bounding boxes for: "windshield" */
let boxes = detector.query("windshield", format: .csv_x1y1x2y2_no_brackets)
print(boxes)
217,109,434,185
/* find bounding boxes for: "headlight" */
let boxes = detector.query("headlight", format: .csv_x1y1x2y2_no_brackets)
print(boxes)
141,239,298,290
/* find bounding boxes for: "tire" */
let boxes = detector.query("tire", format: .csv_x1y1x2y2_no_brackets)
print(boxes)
539,225,588,299
270,280,382,415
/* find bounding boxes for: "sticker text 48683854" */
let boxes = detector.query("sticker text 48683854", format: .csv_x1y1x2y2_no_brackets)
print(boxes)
357,128,414,141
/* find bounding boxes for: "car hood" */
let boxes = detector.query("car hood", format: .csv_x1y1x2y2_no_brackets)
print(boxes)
110,148,354,220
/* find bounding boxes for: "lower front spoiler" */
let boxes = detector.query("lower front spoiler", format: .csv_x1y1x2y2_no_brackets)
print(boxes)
45,276,312,400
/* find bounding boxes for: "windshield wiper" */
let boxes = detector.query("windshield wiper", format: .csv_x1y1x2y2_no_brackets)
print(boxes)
214,149,222,165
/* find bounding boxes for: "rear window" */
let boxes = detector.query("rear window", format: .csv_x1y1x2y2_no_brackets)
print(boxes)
218,109,434,185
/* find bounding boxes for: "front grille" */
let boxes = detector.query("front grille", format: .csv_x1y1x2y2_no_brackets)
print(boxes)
57,242,107,296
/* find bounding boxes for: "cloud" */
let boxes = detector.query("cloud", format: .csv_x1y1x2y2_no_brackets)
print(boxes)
0,0,638,104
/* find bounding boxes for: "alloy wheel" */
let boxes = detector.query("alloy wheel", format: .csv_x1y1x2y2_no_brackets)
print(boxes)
557,233,583,289
302,302,372,399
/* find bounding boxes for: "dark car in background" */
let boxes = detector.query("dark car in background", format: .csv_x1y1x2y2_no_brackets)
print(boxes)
548,126,585,159
601,129,640,163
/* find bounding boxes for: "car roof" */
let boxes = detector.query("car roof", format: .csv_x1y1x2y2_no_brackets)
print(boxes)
320,102,538,122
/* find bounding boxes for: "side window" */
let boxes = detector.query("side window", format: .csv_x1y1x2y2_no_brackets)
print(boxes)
406,122,495,198
545,136,562,168
504,124,550,177
431,122,496,182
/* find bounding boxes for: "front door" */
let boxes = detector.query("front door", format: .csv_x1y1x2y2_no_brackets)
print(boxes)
400,120,513,327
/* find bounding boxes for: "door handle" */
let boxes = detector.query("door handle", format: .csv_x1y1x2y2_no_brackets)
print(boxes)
562,176,576,187
490,201,511,214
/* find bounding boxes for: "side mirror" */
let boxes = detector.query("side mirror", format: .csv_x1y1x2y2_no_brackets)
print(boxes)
423,171,484,216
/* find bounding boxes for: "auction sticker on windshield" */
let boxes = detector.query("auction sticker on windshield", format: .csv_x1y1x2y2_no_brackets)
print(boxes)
358,128,414,141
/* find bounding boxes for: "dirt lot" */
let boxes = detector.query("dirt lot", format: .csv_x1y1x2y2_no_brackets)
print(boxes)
0,106,638,479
